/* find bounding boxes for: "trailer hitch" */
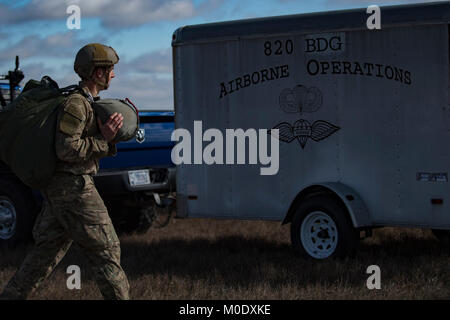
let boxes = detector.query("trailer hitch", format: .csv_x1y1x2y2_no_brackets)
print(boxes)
152,192,175,208
133,192,176,232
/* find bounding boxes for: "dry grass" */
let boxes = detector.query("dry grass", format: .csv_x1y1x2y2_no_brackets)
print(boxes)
1,217,449,300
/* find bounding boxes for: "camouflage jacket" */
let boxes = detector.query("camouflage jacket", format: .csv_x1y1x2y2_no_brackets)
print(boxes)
54,84,116,176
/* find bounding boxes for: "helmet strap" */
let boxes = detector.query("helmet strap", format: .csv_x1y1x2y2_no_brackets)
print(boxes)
93,78,109,90
92,67,111,90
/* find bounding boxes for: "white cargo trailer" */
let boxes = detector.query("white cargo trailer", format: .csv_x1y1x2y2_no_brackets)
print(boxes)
171,2,450,259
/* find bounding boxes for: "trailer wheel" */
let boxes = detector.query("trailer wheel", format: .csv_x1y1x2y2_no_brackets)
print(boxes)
0,178,38,247
290,195,359,259
431,229,450,246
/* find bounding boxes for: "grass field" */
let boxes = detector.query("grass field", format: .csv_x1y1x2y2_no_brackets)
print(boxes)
1,216,449,300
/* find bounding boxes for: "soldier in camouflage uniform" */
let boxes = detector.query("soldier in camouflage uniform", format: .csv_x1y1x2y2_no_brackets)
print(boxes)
0,43,130,300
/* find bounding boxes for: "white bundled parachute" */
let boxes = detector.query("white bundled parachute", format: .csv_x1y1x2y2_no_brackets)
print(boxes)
93,98,139,143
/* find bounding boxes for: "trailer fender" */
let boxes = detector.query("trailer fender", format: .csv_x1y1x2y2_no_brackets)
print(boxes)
283,182,372,228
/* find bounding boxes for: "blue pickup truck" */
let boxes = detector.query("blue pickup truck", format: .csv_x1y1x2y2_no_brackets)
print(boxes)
95,110,176,233
0,72,176,246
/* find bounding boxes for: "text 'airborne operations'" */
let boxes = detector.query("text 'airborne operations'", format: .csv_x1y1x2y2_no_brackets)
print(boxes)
219,64,290,98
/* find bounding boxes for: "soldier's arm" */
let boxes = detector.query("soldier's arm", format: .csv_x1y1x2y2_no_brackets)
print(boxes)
107,142,117,157
55,97,113,162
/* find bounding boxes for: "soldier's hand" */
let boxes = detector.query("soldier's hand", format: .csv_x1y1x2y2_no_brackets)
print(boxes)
97,113,123,142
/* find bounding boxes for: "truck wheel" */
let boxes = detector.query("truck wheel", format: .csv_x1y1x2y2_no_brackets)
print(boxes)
0,179,38,247
105,197,173,235
119,206,153,235
431,229,450,246
105,200,152,235
118,205,172,235
290,195,359,259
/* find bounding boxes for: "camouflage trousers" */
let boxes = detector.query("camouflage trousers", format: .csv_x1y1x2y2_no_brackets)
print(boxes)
1,173,130,300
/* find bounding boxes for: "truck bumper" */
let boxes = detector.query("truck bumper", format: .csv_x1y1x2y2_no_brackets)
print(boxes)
94,167,176,196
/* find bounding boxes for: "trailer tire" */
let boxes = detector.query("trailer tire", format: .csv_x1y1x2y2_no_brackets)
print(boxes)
0,178,38,248
290,194,359,259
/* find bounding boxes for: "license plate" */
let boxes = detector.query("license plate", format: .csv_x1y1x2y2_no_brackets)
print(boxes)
128,170,151,186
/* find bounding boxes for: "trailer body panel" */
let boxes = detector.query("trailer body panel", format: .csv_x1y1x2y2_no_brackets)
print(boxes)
173,3,450,229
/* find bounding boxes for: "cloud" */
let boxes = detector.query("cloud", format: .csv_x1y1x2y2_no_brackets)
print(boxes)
105,49,174,109
0,32,107,68
20,62,57,82
0,0,224,29
16,62,174,111
102,49,174,109
1,38,174,110
7,65,173,111
103,74,174,110
0,33,76,61
120,49,172,75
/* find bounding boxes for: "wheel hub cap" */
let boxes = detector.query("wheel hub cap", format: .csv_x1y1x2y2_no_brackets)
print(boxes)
300,211,338,259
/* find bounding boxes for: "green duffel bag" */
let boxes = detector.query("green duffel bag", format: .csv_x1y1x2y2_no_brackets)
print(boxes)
0,76,76,189
93,98,139,143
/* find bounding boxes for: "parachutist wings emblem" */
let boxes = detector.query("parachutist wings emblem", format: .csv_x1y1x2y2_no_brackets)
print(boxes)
279,85,323,114
272,119,340,149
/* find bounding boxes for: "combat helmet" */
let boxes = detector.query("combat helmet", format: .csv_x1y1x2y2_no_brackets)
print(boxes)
74,43,119,89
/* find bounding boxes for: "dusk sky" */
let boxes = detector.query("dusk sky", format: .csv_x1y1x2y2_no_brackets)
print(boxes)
0,0,445,110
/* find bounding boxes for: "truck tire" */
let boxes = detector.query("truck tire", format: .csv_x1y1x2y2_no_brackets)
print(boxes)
117,206,152,235
290,194,359,259
114,205,171,235
0,178,38,247
105,196,173,235
104,199,152,235
431,229,450,246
